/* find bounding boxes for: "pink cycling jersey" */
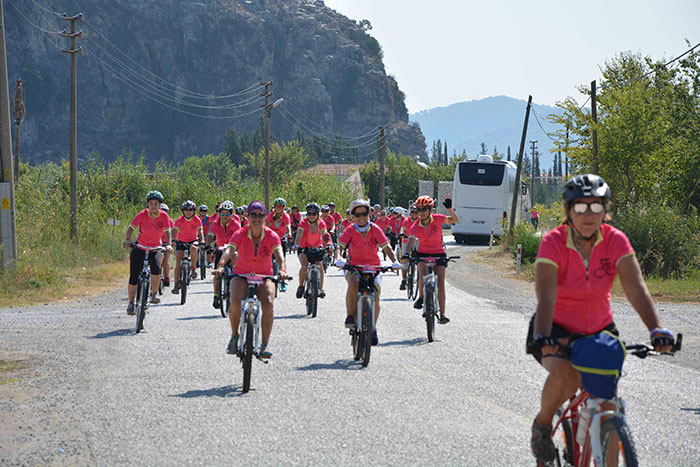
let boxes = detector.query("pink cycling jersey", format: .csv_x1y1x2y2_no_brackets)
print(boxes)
173,215,202,243
229,226,282,275
400,217,418,243
338,223,389,266
161,215,174,243
131,209,171,249
535,223,635,335
375,216,393,233
297,217,327,248
208,217,241,247
409,214,447,254
265,211,290,239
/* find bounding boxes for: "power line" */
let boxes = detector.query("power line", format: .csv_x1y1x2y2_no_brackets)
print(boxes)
282,102,383,141
530,107,557,142
7,0,60,34
277,107,383,148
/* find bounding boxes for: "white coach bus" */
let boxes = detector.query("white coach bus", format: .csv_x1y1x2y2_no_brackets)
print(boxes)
451,155,522,243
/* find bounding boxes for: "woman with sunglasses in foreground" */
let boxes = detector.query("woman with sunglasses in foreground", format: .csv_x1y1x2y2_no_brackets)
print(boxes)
214,201,287,359
335,199,401,346
527,174,674,462
405,195,459,324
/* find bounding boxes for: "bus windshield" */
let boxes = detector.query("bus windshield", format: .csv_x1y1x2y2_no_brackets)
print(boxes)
458,163,505,186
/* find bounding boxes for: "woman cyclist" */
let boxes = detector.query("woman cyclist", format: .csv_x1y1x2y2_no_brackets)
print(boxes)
159,203,175,288
293,202,332,300
206,200,241,309
265,197,291,257
171,200,204,294
123,191,172,313
398,204,419,290
237,206,249,227
527,174,674,463
405,195,459,324
214,201,287,359
335,199,401,346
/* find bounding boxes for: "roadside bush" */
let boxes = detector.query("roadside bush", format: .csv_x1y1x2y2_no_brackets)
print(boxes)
510,222,541,264
611,202,700,278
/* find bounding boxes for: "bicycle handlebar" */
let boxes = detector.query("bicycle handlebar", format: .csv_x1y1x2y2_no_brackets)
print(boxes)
130,242,165,252
624,333,683,358
230,273,293,284
340,264,394,275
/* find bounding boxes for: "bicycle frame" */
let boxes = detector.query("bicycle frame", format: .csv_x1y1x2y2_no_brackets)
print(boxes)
238,276,264,358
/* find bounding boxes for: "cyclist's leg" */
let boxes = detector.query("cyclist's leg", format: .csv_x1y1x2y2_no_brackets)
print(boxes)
436,264,447,316
189,244,198,273
173,249,184,286
228,277,247,334
161,248,171,283
148,250,163,293
416,262,426,298
213,249,224,295
345,272,359,319
373,276,383,323
128,247,143,302
298,252,309,286
256,280,276,344
319,260,325,289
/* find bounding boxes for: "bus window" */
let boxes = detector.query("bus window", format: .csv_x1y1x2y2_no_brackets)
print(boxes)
458,163,505,186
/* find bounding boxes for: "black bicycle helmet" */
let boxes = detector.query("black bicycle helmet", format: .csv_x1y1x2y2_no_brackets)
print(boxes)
306,202,320,212
562,174,611,204
181,200,196,210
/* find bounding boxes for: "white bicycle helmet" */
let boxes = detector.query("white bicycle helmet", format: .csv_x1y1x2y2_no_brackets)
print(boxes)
349,199,371,214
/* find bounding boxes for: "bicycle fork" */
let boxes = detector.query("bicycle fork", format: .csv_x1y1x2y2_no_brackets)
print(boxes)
238,299,265,362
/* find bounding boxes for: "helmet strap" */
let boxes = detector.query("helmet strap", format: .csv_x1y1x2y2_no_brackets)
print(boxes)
568,219,596,242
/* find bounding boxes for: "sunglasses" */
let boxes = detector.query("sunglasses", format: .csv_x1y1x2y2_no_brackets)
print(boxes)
184,209,195,212
353,211,369,217
307,211,318,216
249,212,265,219
572,201,605,214
417,207,430,212
220,212,231,217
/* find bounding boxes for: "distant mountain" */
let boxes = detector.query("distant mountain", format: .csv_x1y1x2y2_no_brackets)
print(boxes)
410,96,564,170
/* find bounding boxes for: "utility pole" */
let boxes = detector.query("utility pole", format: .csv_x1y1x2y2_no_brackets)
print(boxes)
591,80,598,173
260,81,272,209
61,13,83,240
564,124,569,179
378,125,386,208
12,78,24,181
530,140,538,208
508,95,531,240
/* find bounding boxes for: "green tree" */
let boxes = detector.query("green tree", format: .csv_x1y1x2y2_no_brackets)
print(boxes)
243,140,309,187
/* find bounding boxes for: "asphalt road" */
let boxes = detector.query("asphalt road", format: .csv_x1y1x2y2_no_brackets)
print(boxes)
1,243,699,465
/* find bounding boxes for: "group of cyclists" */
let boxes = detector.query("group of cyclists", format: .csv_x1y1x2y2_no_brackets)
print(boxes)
124,174,676,463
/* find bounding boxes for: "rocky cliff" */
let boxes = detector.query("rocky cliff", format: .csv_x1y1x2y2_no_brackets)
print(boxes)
6,0,426,164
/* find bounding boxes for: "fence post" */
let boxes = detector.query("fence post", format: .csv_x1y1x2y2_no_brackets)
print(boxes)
516,244,522,273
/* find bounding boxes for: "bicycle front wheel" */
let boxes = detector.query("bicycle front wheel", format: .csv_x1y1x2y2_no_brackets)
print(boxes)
309,270,319,318
242,310,255,393
180,266,188,305
425,282,436,342
406,263,414,299
361,296,372,367
136,278,149,333
600,415,638,467
220,276,229,318
200,251,206,280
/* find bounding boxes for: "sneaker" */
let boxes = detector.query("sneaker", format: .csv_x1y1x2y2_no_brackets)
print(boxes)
191,268,197,279
172,285,180,294
413,297,423,309
213,295,221,309
259,343,272,359
150,294,160,305
280,282,287,292
226,335,238,355
399,279,407,291
296,286,304,299
371,330,378,346
126,302,135,316
319,288,326,298
163,277,170,287
344,315,355,328
438,315,450,324
531,420,556,462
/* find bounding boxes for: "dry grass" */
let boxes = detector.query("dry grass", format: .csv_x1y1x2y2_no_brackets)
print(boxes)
0,359,27,385
0,261,128,308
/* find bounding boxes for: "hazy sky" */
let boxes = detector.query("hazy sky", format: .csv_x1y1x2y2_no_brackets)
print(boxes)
324,0,700,113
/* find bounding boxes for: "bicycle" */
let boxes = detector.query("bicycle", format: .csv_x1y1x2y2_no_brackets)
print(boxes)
302,247,324,318
540,334,683,467
215,247,233,318
405,255,418,300
341,264,393,367
198,244,207,280
231,273,291,393
415,256,460,342
175,240,201,305
131,243,165,333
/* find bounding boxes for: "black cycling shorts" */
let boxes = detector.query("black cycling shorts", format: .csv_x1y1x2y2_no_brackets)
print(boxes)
414,251,449,268
525,313,618,364
129,247,164,285
300,247,324,263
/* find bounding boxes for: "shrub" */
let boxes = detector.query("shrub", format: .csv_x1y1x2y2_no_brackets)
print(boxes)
611,202,700,278
510,222,541,264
